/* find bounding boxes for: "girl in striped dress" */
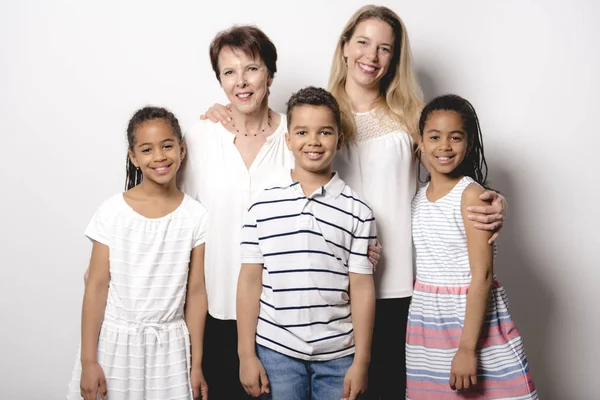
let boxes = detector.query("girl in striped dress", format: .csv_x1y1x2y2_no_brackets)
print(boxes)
406,95,537,399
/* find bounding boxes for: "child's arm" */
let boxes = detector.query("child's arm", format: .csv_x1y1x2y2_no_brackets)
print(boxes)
185,243,208,400
80,240,110,400
237,263,269,397
343,272,376,400
237,203,270,397
451,184,495,391
343,212,377,400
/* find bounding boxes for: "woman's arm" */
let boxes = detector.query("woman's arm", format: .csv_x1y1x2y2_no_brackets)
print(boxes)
80,240,110,399
451,184,494,391
467,191,507,243
200,103,232,125
184,244,208,399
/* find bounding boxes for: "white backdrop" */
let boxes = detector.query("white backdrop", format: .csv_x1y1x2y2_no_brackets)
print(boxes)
1,1,598,398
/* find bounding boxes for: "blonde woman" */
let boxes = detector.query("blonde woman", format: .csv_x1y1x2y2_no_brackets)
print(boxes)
201,6,506,399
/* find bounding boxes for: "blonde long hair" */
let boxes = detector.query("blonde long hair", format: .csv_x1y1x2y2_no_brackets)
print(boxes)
328,5,423,143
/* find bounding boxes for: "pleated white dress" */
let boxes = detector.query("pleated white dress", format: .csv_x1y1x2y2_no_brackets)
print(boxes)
67,193,208,400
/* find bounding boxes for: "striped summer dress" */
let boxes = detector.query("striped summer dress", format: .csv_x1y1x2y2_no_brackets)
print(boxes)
67,193,208,400
406,177,537,399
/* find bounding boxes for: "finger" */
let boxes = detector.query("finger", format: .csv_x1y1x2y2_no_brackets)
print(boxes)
349,385,359,400
193,385,199,399
200,114,206,120
473,221,502,232
449,374,456,390
471,374,478,386
463,375,470,390
99,378,107,400
468,212,502,224
202,383,209,400
488,231,500,244
478,190,498,201
260,368,270,394
342,378,351,399
455,375,463,391
368,244,381,255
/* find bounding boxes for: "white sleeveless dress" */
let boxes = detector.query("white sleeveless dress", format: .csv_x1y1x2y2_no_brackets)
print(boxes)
67,193,208,400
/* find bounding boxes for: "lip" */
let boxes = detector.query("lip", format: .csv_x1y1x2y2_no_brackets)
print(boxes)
236,92,253,101
435,155,455,165
151,164,172,175
303,151,325,160
357,62,380,75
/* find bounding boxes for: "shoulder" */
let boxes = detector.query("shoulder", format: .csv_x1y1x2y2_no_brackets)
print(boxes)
340,182,373,218
181,194,209,219
461,179,487,209
183,119,222,144
94,193,128,218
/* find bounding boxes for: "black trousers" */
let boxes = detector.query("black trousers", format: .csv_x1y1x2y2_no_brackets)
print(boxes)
202,314,253,400
364,297,411,400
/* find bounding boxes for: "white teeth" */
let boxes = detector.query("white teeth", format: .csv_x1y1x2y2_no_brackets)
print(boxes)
237,93,251,98
438,157,450,160
155,167,167,171
359,63,376,72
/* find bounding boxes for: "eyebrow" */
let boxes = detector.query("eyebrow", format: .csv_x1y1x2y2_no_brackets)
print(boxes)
137,138,176,147
356,36,392,47
426,129,465,134
293,125,336,131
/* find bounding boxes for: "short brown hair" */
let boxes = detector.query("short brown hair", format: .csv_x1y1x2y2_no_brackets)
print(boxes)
286,86,342,133
209,25,278,82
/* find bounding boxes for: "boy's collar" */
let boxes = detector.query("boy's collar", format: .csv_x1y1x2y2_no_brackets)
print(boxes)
287,171,345,199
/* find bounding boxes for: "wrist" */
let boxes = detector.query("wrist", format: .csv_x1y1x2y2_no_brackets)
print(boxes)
458,343,477,352
352,354,370,367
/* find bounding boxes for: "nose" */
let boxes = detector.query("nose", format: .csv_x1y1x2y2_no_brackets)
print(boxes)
439,137,452,150
306,132,322,146
367,44,379,62
154,148,167,161
236,71,248,88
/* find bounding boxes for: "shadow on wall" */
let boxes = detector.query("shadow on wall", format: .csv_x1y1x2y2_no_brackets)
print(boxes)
490,167,555,399
416,66,555,398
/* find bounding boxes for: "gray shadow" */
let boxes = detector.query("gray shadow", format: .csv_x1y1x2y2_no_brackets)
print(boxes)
490,165,555,399
416,67,440,102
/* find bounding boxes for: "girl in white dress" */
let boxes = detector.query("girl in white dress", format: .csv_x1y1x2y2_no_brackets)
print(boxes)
67,107,209,400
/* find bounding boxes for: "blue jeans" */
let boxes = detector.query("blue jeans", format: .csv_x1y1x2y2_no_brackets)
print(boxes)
256,344,354,400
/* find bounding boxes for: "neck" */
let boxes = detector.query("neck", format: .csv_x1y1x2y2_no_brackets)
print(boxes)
427,171,463,195
137,178,179,198
344,78,381,113
291,168,333,197
231,100,271,134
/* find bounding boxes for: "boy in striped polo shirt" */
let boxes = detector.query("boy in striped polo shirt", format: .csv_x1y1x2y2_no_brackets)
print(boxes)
237,86,376,400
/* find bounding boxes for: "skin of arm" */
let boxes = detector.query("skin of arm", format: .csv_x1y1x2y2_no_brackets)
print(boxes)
237,263,270,397
342,272,376,400
184,244,209,398
79,240,110,399
450,184,494,391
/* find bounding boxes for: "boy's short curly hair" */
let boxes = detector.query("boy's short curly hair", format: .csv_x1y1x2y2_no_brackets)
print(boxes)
286,86,341,133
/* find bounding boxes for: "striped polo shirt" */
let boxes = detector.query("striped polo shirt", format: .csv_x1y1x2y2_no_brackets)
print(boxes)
240,172,376,361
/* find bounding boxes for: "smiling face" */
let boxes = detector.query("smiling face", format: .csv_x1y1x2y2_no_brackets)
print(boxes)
343,18,395,91
128,119,185,187
420,110,469,178
217,47,271,114
286,105,343,176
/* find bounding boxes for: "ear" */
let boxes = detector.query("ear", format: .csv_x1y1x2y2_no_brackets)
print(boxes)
285,131,291,150
267,75,273,88
342,42,349,59
336,132,345,151
418,137,425,155
179,140,187,162
128,149,139,168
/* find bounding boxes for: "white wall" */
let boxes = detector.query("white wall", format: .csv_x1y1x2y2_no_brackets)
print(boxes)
1,0,597,398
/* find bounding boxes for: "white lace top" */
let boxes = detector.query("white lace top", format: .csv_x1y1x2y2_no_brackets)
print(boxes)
334,108,417,299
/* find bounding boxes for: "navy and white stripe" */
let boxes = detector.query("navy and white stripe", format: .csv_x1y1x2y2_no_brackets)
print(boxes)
240,172,376,361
